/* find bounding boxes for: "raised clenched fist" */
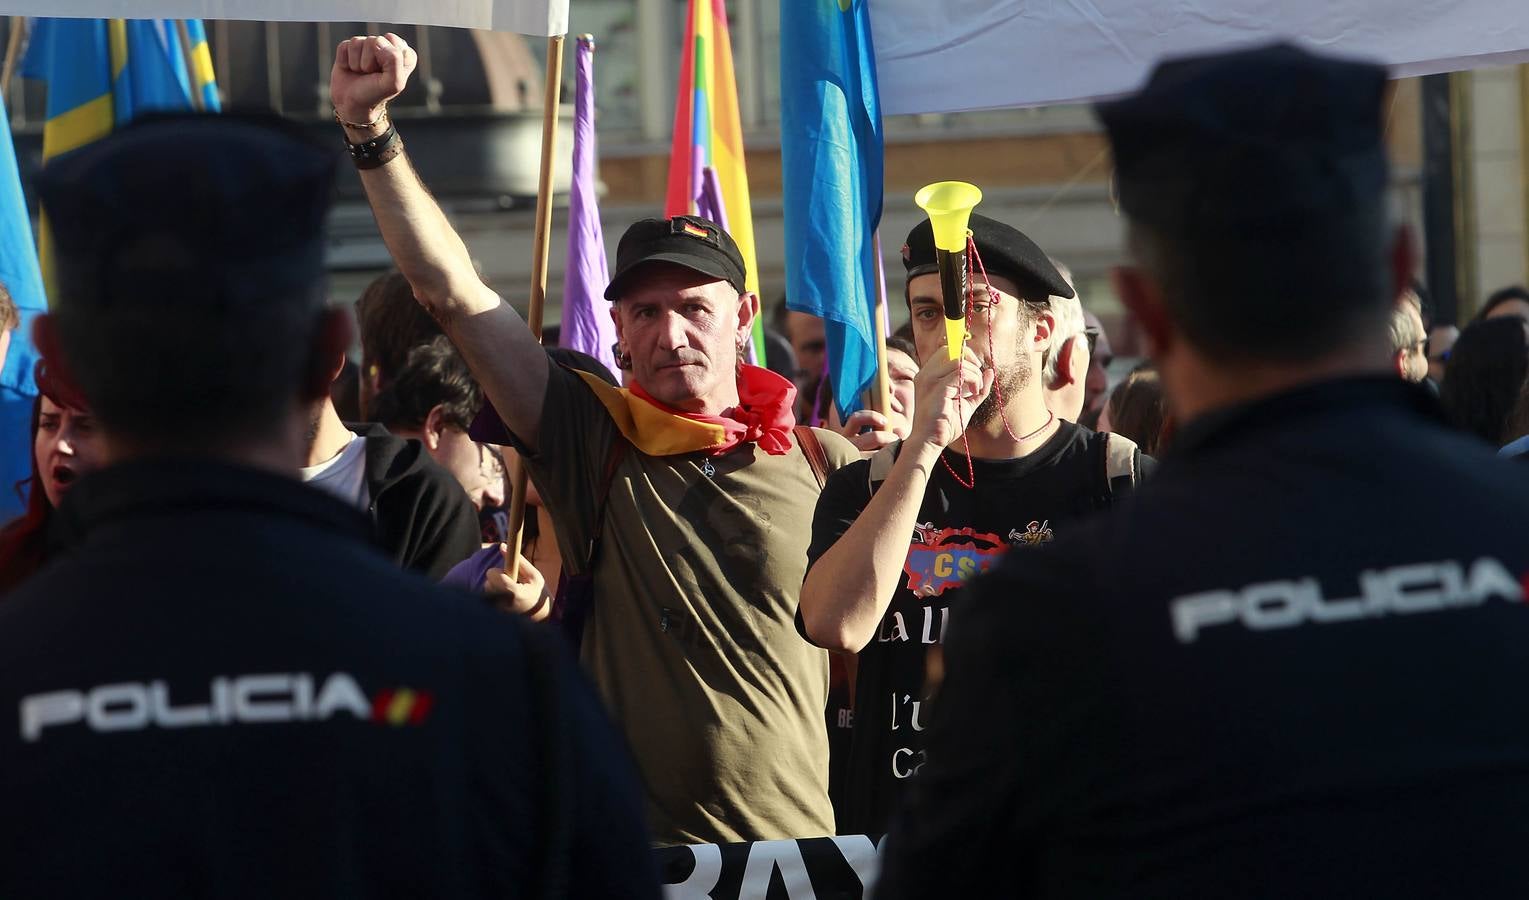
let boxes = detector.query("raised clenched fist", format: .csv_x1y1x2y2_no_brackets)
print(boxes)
330,33,418,126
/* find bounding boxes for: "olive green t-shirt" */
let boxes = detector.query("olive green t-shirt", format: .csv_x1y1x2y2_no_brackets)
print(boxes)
522,363,859,846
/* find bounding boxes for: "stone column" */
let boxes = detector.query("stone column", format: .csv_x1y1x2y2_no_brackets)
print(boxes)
1462,65,1529,314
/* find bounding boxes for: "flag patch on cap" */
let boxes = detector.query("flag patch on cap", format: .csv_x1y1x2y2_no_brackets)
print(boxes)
682,222,711,240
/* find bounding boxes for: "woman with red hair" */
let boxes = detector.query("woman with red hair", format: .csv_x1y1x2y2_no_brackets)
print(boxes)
0,362,103,593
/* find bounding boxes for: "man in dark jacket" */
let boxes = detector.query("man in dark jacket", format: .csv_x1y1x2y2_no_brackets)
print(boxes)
878,44,1529,898
3,114,657,898
302,374,482,580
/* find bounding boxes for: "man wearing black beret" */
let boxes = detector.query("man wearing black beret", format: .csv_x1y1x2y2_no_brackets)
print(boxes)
799,210,1148,834
877,43,1529,898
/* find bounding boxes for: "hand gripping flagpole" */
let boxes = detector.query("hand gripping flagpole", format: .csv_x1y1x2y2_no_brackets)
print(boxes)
506,33,566,581
913,181,982,360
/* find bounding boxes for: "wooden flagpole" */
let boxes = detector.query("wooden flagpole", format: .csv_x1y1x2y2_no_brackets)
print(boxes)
507,33,566,580
1,18,28,102
869,232,892,418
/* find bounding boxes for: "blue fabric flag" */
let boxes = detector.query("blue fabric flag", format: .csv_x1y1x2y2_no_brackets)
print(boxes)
2,19,221,521
780,0,884,419
22,19,205,133
23,18,220,307
0,93,48,521
182,20,223,111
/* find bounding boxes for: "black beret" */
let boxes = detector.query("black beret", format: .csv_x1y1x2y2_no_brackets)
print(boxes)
902,212,1073,302
36,112,337,312
1096,42,1389,238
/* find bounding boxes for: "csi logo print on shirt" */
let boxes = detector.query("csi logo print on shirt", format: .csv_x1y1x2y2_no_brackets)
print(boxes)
904,525,1008,598
903,522,1059,598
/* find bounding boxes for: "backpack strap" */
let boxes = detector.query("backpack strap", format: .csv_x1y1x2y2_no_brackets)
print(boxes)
551,437,627,648
867,440,904,493
584,437,628,568
795,425,831,490
1091,431,1141,510
1104,432,1140,486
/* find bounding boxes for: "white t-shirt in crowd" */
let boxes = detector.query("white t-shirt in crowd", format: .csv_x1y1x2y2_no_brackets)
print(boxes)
300,432,370,512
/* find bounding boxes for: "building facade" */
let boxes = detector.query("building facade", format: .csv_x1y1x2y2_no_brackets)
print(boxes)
4,10,1523,348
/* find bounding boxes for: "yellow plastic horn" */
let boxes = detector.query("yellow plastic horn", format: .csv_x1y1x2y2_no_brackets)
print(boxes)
916,181,983,251
914,181,983,359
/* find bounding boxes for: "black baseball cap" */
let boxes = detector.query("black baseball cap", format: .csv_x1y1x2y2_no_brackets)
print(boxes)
604,215,748,302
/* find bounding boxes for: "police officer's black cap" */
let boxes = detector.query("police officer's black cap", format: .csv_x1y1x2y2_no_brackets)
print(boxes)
902,213,1074,302
1095,42,1389,238
36,112,337,312
604,215,748,302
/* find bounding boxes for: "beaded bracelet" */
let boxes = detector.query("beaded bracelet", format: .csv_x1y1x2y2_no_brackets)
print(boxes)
333,106,389,129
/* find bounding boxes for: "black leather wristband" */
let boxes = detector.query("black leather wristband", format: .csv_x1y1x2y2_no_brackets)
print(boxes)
345,123,401,170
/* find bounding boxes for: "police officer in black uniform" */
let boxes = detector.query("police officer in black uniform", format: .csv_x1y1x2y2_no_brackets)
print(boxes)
877,44,1529,899
0,115,657,898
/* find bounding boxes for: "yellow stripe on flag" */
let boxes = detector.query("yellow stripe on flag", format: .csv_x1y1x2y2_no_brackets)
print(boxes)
693,0,712,69
37,90,114,306
40,93,114,161
387,689,417,725
36,213,58,314
108,19,128,81
191,42,216,90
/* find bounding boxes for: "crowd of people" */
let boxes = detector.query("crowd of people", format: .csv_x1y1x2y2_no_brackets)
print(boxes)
2,33,1529,898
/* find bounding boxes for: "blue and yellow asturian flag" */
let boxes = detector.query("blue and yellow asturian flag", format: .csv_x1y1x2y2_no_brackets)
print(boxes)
21,17,222,304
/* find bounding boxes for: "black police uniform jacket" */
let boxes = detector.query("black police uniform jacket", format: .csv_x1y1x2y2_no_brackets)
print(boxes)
0,460,658,899
878,378,1529,899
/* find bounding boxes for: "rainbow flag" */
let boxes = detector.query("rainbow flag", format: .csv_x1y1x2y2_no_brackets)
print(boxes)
665,0,765,363
22,18,221,304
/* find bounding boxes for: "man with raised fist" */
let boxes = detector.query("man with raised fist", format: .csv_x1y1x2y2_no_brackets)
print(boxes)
333,34,861,846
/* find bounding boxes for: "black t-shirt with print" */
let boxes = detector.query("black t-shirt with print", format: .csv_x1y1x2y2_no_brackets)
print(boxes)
804,421,1135,835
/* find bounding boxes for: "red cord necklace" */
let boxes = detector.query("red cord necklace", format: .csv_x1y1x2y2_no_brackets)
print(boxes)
937,238,1057,490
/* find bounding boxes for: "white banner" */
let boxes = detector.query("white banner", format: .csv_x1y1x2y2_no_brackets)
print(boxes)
0,1,567,35
657,835,884,900
870,0,1529,114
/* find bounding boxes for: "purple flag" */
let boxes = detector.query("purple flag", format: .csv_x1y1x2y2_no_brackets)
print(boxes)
563,35,620,380
696,165,728,233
